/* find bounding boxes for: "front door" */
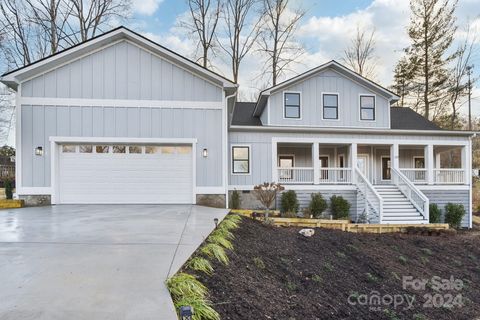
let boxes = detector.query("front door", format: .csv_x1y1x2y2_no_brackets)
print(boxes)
414,157,425,181
319,156,329,180
357,154,369,179
382,157,391,180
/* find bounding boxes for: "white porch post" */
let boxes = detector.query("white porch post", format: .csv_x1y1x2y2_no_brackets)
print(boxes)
351,143,357,184
313,142,320,184
462,144,469,185
272,140,278,182
391,143,399,184
426,144,434,185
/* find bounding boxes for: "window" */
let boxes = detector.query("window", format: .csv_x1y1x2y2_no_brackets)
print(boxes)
112,145,126,153
129,146,142,154
232,146,250,174
177,146,191,154
95,145,109,153
161,146,175,154
79,145,93,153
323,94,338,119
284,92,301,119
360,95,375,120
145,146,160,154
62,145,76,153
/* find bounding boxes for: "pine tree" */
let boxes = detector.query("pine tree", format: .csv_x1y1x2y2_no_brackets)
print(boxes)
398,0,458,119
391,55,415,107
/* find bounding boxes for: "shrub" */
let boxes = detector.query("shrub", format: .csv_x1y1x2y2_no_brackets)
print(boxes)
429,203,441,223
230,189,240,209
308,193,327,218
4,179,13,200
280,190,299,216
187,257,214,275
444,203,466,229
253,182,284,217
330,195,351,219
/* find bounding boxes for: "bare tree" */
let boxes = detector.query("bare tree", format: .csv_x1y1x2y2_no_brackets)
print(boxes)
259,0,305,86
445,26,477,129
220,0,263,84
342,25,377,79
180,0,222,68
68,0,131,44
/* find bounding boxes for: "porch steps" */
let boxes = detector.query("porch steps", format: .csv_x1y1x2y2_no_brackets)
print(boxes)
374,185,428,224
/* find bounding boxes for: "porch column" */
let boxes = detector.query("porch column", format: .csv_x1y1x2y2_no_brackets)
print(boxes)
462,144,469,185
272,141,278,182
351,143,357,184
391,143,399,168
426,144,434,185
313,142,320,184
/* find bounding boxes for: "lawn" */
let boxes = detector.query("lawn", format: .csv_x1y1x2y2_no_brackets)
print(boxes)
186,217,480,320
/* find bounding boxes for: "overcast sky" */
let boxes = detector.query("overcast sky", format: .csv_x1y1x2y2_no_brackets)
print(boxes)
128,0,480,114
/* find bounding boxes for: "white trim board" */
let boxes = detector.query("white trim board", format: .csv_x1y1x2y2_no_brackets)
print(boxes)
20,97,223,109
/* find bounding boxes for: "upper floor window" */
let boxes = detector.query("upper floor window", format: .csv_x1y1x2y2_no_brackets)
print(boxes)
360,95,375,120
284,92,301,119
323,93,338,120
232,145,250,174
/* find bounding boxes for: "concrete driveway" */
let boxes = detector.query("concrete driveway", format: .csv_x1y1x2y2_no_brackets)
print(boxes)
0,204,228,320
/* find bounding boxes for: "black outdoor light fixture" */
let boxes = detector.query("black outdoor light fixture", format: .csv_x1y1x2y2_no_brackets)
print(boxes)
179,306,193,320
202,148,208,158
35,146,43,156
214,218,219,228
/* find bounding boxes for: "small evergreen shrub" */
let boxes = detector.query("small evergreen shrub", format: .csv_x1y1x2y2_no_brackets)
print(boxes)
330,195,351,219
230,189,240,209
4,179,13,200
280,190,299,216
444,203,466,229
308,193,327,218
429,203,441,223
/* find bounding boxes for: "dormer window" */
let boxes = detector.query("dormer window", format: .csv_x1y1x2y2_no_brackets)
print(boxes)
322,93,338,120
360,95,376,120
284,92,301,119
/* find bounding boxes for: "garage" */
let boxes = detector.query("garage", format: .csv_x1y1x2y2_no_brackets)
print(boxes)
55,143,194,204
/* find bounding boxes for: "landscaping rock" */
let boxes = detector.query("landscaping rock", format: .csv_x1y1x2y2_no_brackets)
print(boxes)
298,228,315,237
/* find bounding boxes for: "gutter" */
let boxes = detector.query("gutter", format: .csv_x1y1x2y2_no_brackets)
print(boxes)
224,92,237,209
229,125,476,136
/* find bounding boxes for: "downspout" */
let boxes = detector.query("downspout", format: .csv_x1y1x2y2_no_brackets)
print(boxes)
469,133,476,229
224,91,237,209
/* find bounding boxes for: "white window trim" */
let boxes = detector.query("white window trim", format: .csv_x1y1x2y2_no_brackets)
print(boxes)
338,153,345,167
359,94,376,122
381,155,391,181
321,92,340,121
231,144,251,176
283,91,302,120
319,154,330,167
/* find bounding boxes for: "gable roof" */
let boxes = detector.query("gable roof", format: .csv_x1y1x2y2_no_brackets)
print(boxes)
233,103,449,132
253,60,400,117
1,26,237,91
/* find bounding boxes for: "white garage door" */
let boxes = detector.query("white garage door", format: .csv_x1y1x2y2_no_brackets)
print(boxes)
57,144,193,204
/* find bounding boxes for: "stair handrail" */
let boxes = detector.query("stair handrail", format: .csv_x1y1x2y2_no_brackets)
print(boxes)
391,167,429,222
354,166,383,222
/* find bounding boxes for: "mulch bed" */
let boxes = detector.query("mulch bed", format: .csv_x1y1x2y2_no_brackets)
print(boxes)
186,218,480,320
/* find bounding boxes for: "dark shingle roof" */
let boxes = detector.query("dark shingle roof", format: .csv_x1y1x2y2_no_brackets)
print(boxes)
390,107,441,130
231,102,262,126
231,103,442,131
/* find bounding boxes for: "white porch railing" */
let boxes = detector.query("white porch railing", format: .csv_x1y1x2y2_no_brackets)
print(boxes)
277,167,314,184
400,168,428,184
319,167,352,184
391,168,429,221
434,169,465,184
354,167,383,223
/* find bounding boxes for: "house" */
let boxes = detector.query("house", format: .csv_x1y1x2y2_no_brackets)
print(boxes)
0,27,474,227
229,62,474,228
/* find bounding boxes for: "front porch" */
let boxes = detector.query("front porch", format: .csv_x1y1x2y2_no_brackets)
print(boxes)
274,142,469,186
272,139,471,225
